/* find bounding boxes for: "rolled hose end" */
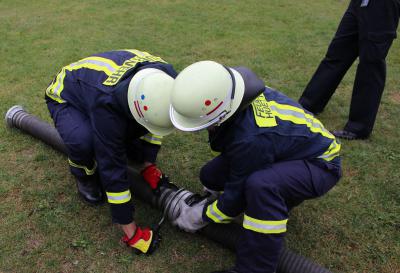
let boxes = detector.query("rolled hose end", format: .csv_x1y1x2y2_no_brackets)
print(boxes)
5,105,25,128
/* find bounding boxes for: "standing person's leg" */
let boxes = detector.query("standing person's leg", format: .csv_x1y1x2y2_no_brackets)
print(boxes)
47,100,103,204
299,0,359,114
342,0,399,138
233,160,340,273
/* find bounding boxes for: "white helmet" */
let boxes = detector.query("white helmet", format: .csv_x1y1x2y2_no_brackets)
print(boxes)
128,68,175,136
169,61,245,131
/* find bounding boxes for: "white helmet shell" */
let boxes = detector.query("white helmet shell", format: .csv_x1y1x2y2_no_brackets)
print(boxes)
169,61,245,131
128,68,175,136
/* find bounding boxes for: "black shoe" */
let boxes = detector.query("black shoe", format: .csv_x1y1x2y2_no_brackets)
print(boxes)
332,130,368,140
76,176,104,205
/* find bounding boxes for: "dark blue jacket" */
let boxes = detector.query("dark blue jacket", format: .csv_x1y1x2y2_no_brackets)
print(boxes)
204,87,341,223
45,49,177,224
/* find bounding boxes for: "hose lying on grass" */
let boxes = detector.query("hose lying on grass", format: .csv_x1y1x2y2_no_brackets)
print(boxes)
5,105,333,273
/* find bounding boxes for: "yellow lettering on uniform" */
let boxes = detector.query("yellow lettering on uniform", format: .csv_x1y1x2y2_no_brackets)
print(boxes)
103,52,166,86
114,69,126,78
124,59,137,67
104,76,119,85
251,94,278,127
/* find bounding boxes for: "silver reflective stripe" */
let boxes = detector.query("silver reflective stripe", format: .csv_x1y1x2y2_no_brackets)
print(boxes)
269,105,331,136
318,140,339,159
318,152,339,159
107,193,131,201
51,69,66,97
69,59,117,73
52,59,117,96
243,219,287,232
141,134,163,143
208,204,228,222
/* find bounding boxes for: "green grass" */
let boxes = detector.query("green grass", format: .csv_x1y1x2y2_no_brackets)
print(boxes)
1,0,399,272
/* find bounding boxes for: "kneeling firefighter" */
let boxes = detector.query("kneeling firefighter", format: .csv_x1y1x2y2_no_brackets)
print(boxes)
170,61,342,273
45,49,177,254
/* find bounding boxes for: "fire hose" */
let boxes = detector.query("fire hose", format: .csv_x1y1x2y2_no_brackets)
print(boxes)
5,105,333,273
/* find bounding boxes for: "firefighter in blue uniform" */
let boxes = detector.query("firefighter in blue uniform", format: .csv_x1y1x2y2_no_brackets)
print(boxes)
299,0,400,140
170,61,342,273
45,49,177,254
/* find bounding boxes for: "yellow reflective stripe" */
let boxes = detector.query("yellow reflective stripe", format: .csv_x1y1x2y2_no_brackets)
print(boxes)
140,133,163,145
243,214,288,234
268,101,335,140
72,56,119,72
318,139,341,161
46,57,119,102
267,100,341,160
123,49,166,62
106,190,131,204
103,49,167,86
46,80,66,103
210,148,221,157
206,200,233,223
68,159,97,175
46,67,68,103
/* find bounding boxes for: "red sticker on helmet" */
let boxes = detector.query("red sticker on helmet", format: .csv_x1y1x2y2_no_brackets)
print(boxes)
206,101,223,115
134,101,144,118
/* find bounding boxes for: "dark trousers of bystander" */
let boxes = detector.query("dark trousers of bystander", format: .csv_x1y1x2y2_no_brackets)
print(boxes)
299,0,399,138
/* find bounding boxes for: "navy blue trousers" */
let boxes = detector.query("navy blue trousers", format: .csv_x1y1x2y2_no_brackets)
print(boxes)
200,157,341,273
46,100,150,180
299,0,399,137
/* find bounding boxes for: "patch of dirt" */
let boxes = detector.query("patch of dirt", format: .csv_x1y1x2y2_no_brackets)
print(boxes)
389,92,400,104
343,166,359,178
60,261,74,273
20,234,45,256
26,237,43,249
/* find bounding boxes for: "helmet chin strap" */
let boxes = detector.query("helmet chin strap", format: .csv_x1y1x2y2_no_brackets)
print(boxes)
222,65,236,101
214,110,229,127
211,65,236,126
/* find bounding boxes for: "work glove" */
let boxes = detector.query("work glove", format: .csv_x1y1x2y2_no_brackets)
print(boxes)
141,164,168,193
121,226,159,255
173,198,209,233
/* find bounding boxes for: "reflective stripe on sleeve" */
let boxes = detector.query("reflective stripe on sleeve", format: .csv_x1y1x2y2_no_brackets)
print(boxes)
262,98,340,161
318,139,341,161
268,101,335,140
102,49,167,86
206,200,233,223
46,57,119,103
68,159,97,176
140,133,163,145
210,148,221,157
106,190,131,204
243,214,288,234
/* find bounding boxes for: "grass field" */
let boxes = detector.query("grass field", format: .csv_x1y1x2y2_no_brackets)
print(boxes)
1,0,399,272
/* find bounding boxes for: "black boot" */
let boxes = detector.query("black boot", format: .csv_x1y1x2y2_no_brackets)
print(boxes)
76,175,104,205
332,130,369,140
